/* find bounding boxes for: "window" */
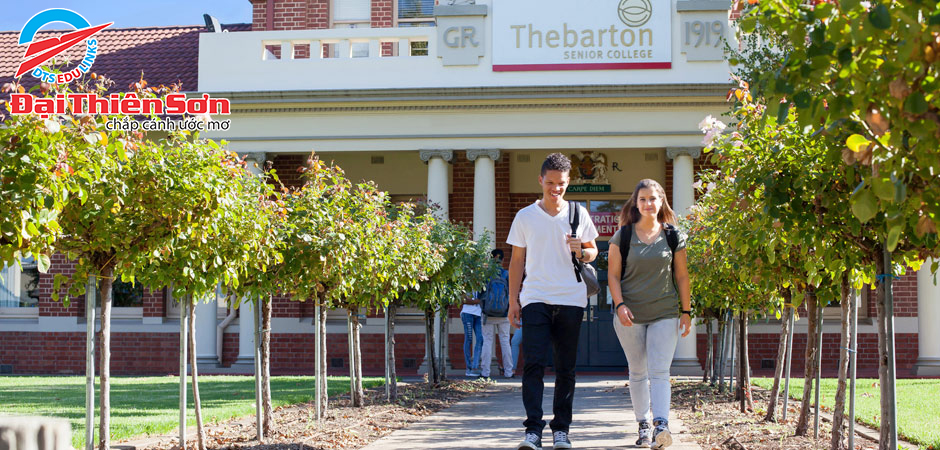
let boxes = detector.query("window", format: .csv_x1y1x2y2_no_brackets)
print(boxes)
334,0,371,23
166,284,230,320
94,279,144,307
92,278,144,319
398,0,435,23
331,0,371,58
0,257,40,317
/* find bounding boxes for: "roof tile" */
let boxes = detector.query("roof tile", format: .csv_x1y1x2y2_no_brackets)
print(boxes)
0,23,250,93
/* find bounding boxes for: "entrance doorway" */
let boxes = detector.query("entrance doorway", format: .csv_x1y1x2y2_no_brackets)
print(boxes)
573,199,628,370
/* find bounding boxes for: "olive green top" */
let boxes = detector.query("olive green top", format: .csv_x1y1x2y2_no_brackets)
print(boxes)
609,226,686,324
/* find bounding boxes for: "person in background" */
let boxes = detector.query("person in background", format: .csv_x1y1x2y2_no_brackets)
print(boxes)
479,249,513,379
461,284,483,377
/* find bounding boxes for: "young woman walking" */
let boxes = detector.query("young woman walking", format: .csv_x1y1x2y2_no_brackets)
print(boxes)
608,179,692,449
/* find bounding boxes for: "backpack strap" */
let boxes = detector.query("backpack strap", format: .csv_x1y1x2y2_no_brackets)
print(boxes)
619,223,679,281
568,201,583,282
664,223,679,254
568,200,579,237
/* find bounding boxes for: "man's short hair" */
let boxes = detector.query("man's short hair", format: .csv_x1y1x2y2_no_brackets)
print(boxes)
491,249,504,259
541,152,572,176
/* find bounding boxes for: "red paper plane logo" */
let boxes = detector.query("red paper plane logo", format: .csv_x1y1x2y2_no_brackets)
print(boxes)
15,9,112,84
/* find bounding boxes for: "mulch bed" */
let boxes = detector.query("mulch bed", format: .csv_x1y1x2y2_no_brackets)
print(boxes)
134,377,490,450
671,381,879,450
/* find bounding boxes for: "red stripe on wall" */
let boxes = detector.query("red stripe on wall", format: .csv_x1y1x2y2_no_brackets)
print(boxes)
492,62,672,72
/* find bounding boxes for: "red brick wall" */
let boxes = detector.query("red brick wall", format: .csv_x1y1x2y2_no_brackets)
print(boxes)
696,331,920,376
2,330,426,376
251,0,333,31
143,287,165,318
270,153,308,189
449,152,474,229
38,254,82,317
372,0,395,55
308,0,331,29
0,332,181,375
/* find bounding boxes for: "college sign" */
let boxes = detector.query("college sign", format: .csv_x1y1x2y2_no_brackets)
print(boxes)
492,0,671,71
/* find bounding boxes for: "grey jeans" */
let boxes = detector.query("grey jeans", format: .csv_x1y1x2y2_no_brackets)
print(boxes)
613,316,679,423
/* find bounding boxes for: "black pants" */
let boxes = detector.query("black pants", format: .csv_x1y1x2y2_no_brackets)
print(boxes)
521,302,583,435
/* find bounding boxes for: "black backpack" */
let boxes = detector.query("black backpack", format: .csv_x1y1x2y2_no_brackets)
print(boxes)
618,223,680,281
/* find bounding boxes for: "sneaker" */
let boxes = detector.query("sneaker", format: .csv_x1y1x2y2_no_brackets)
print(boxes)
466,369,481,377
636,421,652,448
516,432,542,450
552,430,572,449
651,418,672,450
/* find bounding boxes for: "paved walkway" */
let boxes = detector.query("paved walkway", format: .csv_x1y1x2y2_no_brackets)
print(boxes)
362,376,701,450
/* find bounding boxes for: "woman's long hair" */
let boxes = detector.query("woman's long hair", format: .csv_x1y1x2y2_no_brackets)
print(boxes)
618,179,678,226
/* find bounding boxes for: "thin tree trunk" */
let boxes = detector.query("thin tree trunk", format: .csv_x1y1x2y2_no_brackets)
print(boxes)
97,265,114,450
424,309,438,384
387,304,398,401
348,308,364,406
795,288,819,436
260,295,273,435
875,249,893,450
437,308,446,382
318,305,329,412
717,315,727,392
704,317,713,384
738,311,753,413
831,274,852,450
188,301,206,450
765,290,793,423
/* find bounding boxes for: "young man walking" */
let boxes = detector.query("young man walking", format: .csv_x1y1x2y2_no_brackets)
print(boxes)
507,153,598,450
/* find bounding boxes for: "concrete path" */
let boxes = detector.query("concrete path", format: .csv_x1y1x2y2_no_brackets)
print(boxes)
362,376,701,450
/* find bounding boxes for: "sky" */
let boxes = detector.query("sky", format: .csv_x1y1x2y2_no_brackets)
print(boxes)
1,1,253,32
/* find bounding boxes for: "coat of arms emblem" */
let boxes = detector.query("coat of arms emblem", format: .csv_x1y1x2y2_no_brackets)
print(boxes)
569,151,610,185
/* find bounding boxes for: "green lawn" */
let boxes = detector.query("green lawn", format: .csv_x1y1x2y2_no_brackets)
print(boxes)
752,377,940,449
0,375,383,449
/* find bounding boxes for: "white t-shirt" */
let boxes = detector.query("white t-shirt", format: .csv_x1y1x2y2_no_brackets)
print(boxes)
506,200,599,308
460,303,482,316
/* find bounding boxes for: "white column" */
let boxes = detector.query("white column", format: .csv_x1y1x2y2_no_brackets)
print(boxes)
467,149,500,247
194,288,219,365
419,150,453,373
235,153,266,369
915,259,940,376
666,147,703,375
420,150,453,220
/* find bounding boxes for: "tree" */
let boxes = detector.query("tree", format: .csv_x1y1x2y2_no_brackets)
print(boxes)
738,5,940,444
131,147,281,450
0,81,90,270
50,85,245,450
399,218,495,385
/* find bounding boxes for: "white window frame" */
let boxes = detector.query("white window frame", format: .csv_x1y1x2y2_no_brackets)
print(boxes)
332,0,371,23
166,285,229,320
90,278,144,320
0,258,40,318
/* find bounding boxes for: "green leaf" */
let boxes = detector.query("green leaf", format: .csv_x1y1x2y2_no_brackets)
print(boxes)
872,176,895,202
37,254,51,273
903,91,928,115
886,224,902,252
846,134,871,152
868,3,891,30
777,101,790,125
850,188,878,223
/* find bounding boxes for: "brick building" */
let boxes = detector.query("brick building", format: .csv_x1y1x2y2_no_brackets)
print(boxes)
1,0,938,378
